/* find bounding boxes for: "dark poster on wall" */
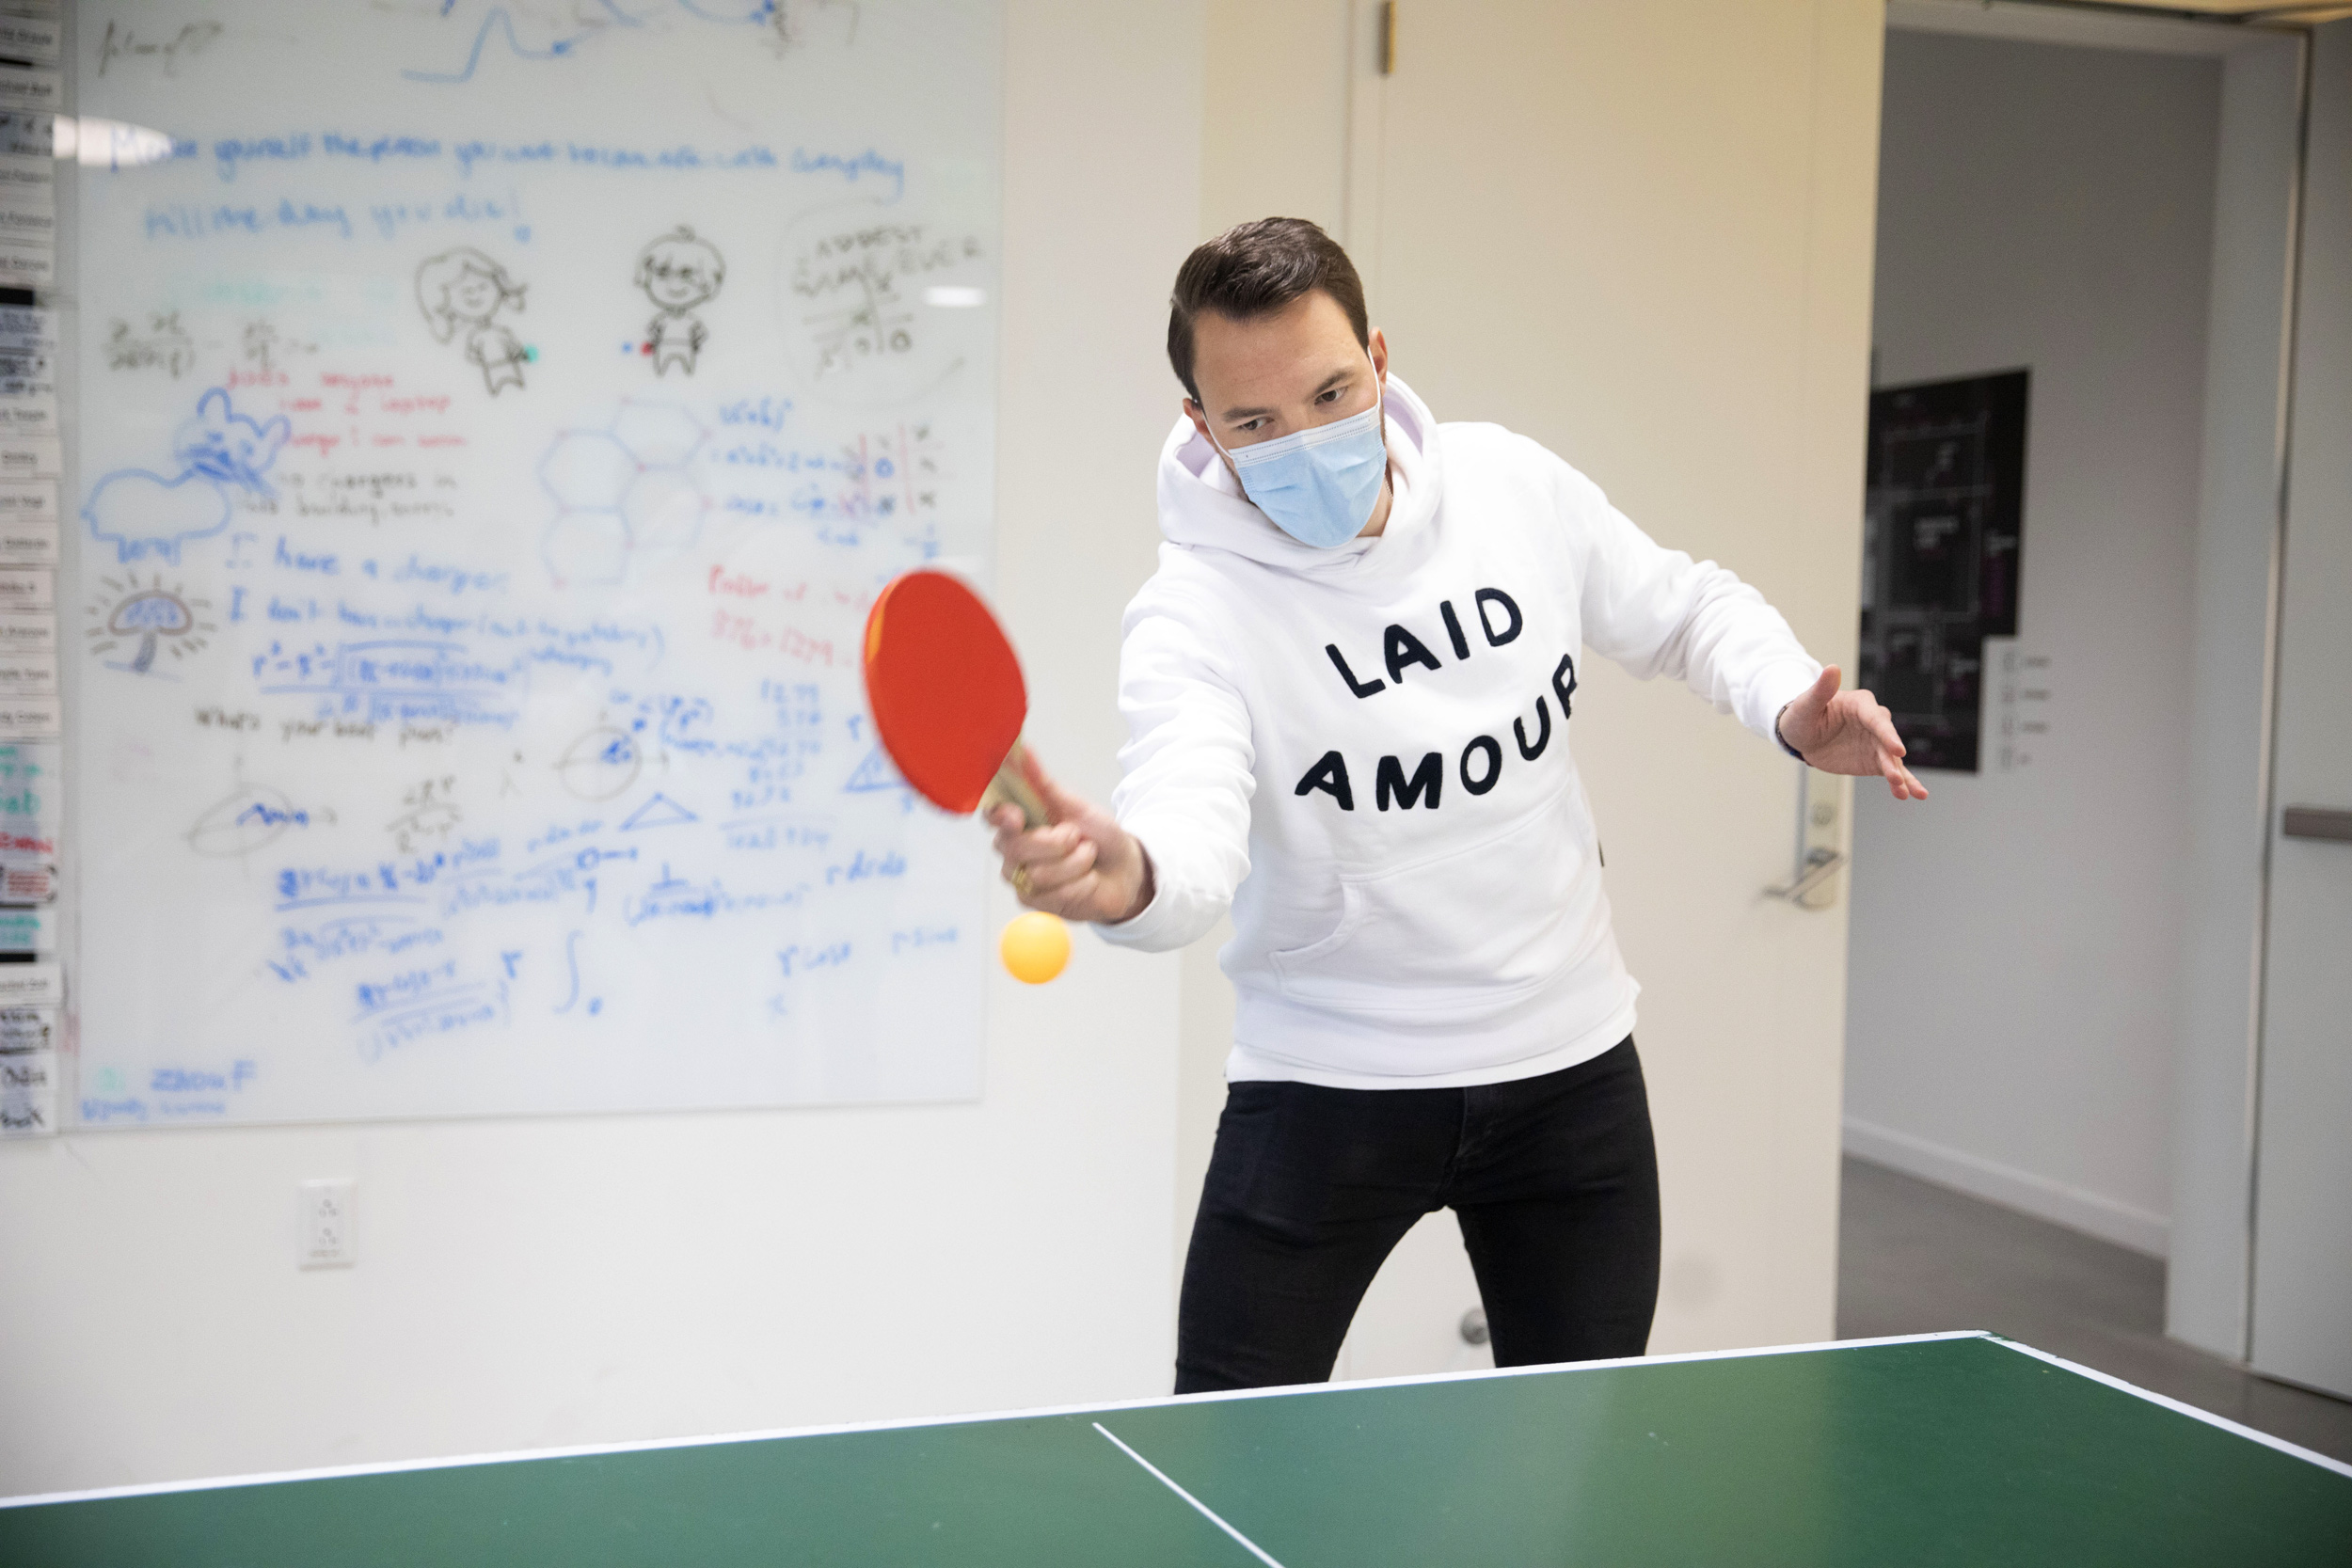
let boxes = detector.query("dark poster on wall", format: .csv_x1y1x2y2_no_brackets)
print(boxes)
1858,369,2028,773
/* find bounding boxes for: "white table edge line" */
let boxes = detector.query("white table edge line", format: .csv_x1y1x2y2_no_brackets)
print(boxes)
1988,1336,2352,1479
0,1330,1994,1510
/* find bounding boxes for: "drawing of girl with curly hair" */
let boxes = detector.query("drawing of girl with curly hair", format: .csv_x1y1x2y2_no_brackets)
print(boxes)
416,248,531,395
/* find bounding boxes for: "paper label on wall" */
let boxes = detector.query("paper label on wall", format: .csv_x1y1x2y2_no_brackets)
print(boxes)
0,480,55,562
0,521,48,565
0,187,52,228
0,178,51,225
0,307,52,390
0,69,61,116
0,478,52,516
0,521,58,565
0,395,50,435
0,741,57,855
0,858,52,903
0,201,50,243
0,695,57,737
0,433,56,481
0,303,49,342
0,1044,55,1135
0,645,55,700
1983,637,2055,774
0,152,50,201
0,611,50,653
0,736,61,934
0,1005,52,1051
0,565,50,610
0,520,52,564
0,111,46,159
0,241,51,289
0,16,62,66
0,960,57,1006
0,647,54,694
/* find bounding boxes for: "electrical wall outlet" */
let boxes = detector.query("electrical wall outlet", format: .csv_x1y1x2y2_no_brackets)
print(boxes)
297,1179,356,1269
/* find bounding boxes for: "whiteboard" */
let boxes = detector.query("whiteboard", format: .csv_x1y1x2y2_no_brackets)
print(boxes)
68,0,1000,1125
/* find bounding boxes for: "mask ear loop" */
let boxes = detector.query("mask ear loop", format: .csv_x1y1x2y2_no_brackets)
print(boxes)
1359,343,1391,504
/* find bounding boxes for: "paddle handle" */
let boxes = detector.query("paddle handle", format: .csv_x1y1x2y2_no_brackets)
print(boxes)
978,740,1047,830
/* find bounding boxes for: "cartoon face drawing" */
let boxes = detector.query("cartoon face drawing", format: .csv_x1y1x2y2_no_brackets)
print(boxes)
644,256,716,309
417,248,531,395
446,264,507,323
638,227,724,310
634,227,725,376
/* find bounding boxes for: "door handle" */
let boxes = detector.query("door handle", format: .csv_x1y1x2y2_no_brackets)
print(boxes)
1767,847,1847,904
2281,806,2352,844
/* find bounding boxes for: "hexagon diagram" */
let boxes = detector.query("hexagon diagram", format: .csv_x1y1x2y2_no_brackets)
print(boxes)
538,399,713,586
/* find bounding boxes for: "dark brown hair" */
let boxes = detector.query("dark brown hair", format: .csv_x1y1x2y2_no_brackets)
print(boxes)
1167,218,1369,402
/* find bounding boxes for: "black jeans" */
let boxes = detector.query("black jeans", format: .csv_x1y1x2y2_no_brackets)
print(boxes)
1174,1036,1661,1394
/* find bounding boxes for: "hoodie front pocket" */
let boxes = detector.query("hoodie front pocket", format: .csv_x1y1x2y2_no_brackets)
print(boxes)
1268,793,1602,1022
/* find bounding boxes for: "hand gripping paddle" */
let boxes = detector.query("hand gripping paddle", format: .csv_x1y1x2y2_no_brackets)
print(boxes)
862,569,1048,828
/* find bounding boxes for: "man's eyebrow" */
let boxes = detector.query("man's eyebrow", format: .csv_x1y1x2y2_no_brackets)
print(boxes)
1217,366,1358,422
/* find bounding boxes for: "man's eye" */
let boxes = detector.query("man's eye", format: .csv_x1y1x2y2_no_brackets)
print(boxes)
1318,387,1343,403
1237,419,1266,433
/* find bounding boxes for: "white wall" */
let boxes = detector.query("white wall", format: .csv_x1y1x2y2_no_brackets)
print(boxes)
1846,27,2223,1256
0,0,1200,1497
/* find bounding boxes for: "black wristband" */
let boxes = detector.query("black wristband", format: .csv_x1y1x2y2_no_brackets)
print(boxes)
1774,702,1805,762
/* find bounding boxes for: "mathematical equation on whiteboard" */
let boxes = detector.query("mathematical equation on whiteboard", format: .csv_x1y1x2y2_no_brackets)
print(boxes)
70,0,1000,1124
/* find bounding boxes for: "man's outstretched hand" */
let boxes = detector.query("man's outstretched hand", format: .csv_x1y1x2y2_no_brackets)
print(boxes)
986,751,1155,924
1776,665,1930,800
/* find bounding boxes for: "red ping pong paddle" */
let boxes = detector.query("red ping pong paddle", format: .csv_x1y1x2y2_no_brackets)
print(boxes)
862,569,1048,828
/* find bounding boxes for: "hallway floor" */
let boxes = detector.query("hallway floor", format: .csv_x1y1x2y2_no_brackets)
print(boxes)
1837,1155,2352,1465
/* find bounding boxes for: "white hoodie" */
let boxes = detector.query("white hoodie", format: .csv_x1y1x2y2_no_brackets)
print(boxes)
1096,375,1822,1089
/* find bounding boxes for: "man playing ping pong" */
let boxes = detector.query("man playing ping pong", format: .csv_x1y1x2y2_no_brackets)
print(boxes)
991,218,1925,1393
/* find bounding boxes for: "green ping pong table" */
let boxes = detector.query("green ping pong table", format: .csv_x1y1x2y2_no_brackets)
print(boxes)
3,1331,2347,1565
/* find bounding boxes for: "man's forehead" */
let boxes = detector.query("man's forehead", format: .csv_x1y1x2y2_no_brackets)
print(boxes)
1193,293,1366,405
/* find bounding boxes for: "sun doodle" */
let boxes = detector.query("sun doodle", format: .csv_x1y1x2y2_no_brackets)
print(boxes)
86,574,217,675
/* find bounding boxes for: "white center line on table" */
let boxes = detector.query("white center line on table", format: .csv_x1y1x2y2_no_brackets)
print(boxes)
1089,1421,1287,1567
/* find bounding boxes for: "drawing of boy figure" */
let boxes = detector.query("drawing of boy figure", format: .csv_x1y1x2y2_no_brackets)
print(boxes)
635,226,725,376
416,248,531,395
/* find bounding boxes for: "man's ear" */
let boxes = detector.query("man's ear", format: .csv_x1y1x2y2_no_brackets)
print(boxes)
1183,397,1242,485
1369,327,1390,383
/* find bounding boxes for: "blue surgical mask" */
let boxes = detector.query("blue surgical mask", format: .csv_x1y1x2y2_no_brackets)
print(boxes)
1214,384,1390,548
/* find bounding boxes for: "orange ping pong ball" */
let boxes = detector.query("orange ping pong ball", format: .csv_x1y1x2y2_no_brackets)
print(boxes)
1000,911,1071,985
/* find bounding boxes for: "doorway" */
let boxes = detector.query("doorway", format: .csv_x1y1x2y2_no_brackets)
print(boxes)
1845,0,2352,1454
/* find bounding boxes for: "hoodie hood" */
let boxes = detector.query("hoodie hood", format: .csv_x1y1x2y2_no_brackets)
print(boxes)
1156,374,1445,578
